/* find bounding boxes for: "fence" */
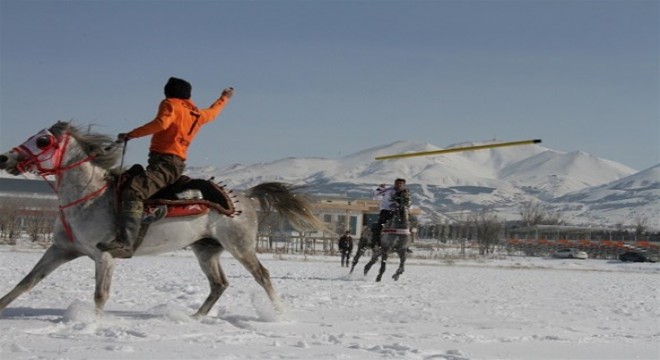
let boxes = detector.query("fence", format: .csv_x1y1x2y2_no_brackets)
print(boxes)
253,233,660,261
256,233,340,255
505,238,660,259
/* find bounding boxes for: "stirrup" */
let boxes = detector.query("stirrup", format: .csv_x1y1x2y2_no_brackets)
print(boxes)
108,247,133,259
97,241,133,258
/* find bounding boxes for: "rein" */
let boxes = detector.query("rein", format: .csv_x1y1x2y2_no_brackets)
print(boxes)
115,138,127,214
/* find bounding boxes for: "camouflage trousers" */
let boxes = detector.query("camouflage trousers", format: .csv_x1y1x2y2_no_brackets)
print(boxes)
122,152,185,208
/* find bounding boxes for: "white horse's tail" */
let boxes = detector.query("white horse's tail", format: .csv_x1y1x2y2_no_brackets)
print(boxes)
246,182,327,232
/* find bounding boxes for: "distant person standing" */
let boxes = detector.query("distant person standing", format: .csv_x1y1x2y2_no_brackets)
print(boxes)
338,230,353,267
371,178,411,247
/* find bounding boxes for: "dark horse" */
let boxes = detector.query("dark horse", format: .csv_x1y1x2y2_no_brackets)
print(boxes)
362,207,411,282
0,121,325,317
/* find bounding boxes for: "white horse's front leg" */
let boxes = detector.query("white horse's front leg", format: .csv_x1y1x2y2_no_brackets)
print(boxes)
94,252,115,313
0,245,80,314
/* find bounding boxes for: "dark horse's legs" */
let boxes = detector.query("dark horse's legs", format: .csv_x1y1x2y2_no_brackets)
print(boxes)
363,246,381,276
375,249,389,282
363,244,408,282
392,249,407,281
349,244,366,274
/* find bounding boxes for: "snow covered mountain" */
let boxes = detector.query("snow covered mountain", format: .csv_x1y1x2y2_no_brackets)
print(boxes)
551,164,660,229
183,140,657,230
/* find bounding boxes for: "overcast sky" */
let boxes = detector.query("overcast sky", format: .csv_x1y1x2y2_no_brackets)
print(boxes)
1,0,658,171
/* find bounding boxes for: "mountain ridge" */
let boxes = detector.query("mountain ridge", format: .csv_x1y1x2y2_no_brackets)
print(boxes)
183,140,657,230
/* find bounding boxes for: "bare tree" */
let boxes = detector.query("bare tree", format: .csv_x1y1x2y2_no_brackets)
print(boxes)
519,200,563,226
24,211,55,244
634,216,648,241
471,209,502,255
0,197,24,244
519,201,544,226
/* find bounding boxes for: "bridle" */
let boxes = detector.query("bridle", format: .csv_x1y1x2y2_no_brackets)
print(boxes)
12,128,109,242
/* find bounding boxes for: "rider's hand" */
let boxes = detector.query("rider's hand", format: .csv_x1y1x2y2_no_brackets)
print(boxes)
221,87,234,99
117,133,130,142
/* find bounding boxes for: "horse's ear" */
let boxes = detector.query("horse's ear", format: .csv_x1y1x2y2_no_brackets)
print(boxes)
49,120,71,136
54,120,70,128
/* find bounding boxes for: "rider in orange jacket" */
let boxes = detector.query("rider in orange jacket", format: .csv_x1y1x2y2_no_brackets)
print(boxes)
126,92,230,160
97,77,233,257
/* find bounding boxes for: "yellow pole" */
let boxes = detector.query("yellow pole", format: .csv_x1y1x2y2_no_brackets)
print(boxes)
375,139,542,160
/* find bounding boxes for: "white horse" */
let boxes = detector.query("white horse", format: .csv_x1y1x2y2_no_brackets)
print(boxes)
0,121,325,317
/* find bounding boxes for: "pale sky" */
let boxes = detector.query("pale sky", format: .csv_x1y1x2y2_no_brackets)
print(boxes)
1,0,658,171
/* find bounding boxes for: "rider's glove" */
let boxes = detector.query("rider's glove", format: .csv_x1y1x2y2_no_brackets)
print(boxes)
117,133,131,142
221,87,234,99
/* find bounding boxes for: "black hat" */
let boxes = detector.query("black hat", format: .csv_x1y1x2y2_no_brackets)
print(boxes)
164,77,192,99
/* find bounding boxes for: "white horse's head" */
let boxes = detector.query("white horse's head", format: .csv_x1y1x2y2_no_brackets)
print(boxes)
0,121,120,178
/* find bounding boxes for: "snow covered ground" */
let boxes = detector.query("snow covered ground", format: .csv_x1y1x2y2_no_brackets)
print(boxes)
0,247,658,360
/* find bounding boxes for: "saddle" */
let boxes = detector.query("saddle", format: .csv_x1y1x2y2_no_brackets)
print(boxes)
114,164,238,223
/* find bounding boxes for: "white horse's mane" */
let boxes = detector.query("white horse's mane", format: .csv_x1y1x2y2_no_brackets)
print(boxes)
49,121,121,170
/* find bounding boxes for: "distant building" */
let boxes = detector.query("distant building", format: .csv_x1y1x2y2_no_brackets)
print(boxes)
0,177,54,198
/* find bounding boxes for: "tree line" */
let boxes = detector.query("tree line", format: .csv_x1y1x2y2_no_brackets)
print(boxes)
0,197,58,245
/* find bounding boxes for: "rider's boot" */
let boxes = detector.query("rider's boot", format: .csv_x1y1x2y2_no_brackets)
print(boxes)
97,201,143,258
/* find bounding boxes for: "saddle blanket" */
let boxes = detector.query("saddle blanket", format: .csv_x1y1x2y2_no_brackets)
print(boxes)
142,202,210,224
383,228,411,235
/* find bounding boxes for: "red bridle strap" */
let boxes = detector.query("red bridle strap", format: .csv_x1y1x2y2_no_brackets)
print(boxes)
58,183,109,243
